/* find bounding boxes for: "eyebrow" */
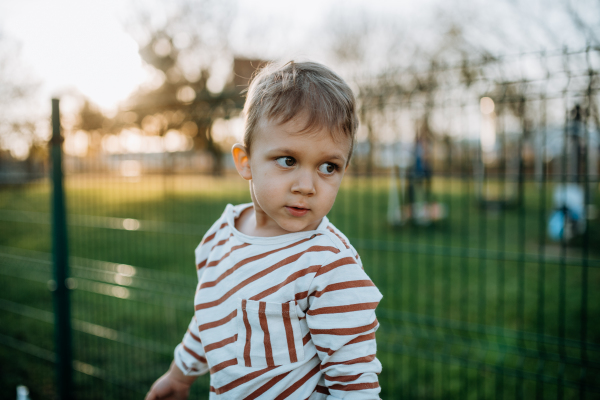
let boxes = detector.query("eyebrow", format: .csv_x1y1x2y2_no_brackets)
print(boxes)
269,147,347,163
326,154,346,163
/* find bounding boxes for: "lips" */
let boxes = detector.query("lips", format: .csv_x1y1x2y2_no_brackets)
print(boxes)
285,206,309,217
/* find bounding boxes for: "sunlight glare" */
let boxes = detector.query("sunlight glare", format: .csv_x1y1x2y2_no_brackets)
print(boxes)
2,0,146,111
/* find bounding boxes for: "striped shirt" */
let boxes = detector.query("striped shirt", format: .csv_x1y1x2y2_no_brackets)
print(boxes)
174,203,382,399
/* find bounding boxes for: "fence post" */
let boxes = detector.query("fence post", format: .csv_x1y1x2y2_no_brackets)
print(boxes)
50,98,73,400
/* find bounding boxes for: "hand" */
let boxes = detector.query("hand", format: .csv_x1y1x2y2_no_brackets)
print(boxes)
145,362,197,400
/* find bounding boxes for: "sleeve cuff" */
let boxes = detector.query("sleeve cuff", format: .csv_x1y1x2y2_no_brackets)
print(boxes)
174,343,209,376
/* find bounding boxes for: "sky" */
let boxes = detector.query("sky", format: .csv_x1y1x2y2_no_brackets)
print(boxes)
0,0,597,132
0,0,438,113
1,0,149,111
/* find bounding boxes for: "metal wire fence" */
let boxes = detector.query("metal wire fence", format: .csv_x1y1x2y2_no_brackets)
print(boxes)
1,47,599,399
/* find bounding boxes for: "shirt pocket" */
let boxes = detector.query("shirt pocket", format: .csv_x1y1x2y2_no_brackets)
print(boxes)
236,299,305,368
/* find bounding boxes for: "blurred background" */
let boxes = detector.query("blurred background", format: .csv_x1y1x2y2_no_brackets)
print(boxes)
0,0,599,398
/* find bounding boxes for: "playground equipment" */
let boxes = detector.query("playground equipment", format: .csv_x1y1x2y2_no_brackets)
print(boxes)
548,183,586,241
544,105,598,241
387,137,447,226
16,386,30,400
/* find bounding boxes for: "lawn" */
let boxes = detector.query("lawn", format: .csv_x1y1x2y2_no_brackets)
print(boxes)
0,172,598,399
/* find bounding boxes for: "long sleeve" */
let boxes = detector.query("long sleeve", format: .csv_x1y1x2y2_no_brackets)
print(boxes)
174,314,210,376
173,216,227,377
306,250,382,399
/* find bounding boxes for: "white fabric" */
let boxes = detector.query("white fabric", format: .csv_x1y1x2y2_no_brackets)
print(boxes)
174,203,383,399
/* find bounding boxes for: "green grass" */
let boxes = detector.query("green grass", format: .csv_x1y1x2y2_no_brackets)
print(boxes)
0,173,599,399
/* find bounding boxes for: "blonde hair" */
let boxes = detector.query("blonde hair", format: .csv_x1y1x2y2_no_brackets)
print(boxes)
242,61,358,162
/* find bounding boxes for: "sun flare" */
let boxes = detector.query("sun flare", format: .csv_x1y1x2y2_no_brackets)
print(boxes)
2,0,147,111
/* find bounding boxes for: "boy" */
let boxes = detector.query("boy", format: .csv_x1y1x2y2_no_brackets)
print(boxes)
146,61,382,400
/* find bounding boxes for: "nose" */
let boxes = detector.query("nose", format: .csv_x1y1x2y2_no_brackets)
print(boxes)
291,169,315,196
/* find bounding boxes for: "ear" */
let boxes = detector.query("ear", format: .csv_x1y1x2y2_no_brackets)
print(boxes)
232,143,252,180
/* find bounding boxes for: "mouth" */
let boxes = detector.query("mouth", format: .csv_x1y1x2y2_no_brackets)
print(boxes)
285,206,309,217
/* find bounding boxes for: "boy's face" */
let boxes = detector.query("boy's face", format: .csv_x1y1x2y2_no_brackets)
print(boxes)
233,114,351,235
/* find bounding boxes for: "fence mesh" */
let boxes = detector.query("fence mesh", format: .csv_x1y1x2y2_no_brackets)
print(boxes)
1,48,599,399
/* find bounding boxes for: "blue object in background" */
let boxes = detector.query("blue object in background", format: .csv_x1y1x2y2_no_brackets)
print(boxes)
548,184,586,241
548,209,566,241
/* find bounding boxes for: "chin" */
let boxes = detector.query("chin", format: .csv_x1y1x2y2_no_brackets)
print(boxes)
280,225,306,234
276,220,306,233
283,221,319,233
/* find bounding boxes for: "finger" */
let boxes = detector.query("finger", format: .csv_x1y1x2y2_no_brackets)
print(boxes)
145,389,157,400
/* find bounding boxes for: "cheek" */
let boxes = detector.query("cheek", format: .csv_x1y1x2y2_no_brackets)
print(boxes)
253,172,285,200
318,180,342,205
256,183,278,199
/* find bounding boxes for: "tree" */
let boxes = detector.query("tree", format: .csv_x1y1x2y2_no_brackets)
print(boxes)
0,31,42,164
116,0,244,175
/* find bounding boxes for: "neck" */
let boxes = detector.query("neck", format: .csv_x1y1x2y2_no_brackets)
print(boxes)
240,182,290,237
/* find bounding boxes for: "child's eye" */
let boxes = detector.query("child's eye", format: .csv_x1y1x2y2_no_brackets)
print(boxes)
318,162,338,175
276,156,296,167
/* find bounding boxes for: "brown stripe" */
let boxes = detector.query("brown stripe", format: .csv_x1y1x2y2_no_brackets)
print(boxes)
310,318,378,336
242,299,252,367
197,259,207,270
206,242,251,269
316,385,330,394
243,371,291,400
201,231,216,245
311,280,375,299
251,265,320,300
347,332,376,346
198,309,237,331
307,302,379,316
200,236,325,290
327,225,349,248
209,358,237,374
295,291,308,301
302,332,311,346
211,233,233,250
273,362,320,400
187,328,202,344
182,343,207,363
196,246,339,310
213,366,278,394
329,382,380,391
321,354,376,369
204,334,237,353
242,300,252,367
315,344,333,356
200,222,228,245
259,302,275,367
324,372,364,382
282,302,298,363
315,257,357,277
